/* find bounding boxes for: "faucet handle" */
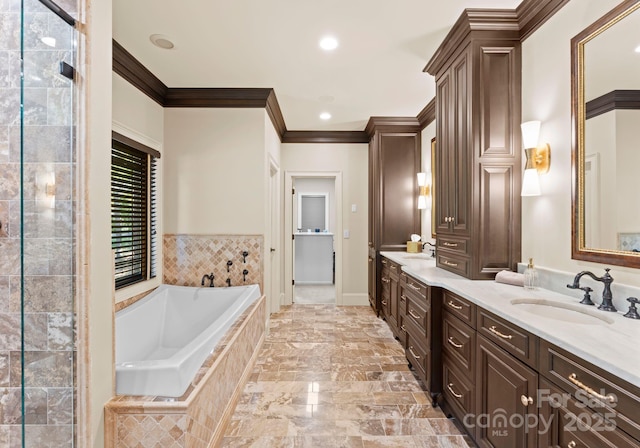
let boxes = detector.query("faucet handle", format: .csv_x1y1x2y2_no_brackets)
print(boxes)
578,286,594,306
624,297,640,320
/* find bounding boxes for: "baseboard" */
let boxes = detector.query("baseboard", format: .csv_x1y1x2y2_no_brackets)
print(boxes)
341,293,369,306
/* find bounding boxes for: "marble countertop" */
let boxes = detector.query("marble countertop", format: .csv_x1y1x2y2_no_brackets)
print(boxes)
380,251,640,388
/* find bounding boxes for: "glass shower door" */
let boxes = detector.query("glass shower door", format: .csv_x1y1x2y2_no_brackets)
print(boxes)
17,0,76,446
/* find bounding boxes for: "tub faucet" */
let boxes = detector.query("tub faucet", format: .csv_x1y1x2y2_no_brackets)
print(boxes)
201,273,214,287
566,268,616,312
226,278,232,287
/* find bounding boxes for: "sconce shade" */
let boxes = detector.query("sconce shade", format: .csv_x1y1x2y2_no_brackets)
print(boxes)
417,172,427,187
418,195,427,209
521,168,541,196
521,121,541,148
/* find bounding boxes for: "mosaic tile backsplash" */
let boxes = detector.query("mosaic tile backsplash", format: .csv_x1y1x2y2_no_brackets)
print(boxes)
164,234,264,291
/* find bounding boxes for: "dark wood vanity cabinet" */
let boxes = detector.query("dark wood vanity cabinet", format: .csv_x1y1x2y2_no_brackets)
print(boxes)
425,13,522,279
366,118,421,313
380,257,400,335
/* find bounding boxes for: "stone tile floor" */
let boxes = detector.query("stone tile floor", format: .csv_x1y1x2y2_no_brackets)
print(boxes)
221,305,471,447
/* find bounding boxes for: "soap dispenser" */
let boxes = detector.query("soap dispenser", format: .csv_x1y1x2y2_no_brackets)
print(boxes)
524,258,538,290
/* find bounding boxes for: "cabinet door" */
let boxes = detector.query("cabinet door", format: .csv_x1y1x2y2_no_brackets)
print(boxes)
389,273,399,332
476,335,538,448
435,69,453,235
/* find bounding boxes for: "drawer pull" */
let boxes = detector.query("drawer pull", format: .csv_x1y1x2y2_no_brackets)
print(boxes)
520,395,533,406
567,442,576,448
447,337,463,349
408,346,421,360
408,283,421,291
408,309,421,320
381,300,387,306
447,383,463,399
568,373,616,403
488,325,513,340
381,277,390,283
400,294,407,301
447,300,462,310
443,260,459,267
443,242,458,247
400,325,407,333
381,260,387,265
391,265,397,270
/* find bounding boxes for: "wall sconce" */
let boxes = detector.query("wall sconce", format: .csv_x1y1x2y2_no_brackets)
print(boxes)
417,171,432,209
37,171,56,209
520,121,551,197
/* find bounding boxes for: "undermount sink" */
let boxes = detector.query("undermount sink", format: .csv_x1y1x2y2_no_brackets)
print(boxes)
510,298,615,325
403,253,434,260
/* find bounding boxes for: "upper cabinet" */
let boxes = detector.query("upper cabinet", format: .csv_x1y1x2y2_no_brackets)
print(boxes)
425,10,522,279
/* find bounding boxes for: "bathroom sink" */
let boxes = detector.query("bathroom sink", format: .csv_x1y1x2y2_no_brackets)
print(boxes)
403,253,434,260
510,298,614,325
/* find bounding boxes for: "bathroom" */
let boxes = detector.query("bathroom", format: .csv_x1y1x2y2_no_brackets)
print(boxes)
1,0,639,447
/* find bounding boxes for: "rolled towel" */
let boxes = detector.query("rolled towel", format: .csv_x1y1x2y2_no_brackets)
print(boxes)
495,270,525,287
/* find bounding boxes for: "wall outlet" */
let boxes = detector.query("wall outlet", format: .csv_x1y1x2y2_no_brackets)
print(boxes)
351,204,357,212
343,230,350,238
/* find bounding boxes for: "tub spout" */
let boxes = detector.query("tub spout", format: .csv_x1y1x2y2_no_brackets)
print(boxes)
226,278,231,287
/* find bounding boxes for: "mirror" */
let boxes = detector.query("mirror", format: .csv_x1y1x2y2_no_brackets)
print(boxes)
572,0,640,268
298,193,328,232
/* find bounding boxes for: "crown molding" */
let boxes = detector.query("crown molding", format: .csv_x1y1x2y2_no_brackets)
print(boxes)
417,98,436,130
282,131,369,144
586,90,640,120
517,0,570,41
163,88,273,108
364,117,421,138
112,40,167,106
266,90,288,138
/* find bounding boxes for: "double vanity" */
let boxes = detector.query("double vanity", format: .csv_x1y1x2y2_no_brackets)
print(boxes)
378,251,640,448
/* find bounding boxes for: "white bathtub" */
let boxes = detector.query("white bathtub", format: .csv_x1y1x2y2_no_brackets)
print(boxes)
115,284,261,397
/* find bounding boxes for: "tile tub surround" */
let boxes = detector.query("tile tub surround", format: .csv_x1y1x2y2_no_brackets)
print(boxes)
164,234,263,290
381,252,640,388
105,294,267,448
222,305,471,448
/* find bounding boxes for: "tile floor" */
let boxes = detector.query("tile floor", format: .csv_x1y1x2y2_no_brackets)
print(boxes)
294,285,336,304
221,304,471,447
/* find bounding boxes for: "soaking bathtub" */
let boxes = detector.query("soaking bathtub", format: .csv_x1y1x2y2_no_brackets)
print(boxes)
115,283,261,397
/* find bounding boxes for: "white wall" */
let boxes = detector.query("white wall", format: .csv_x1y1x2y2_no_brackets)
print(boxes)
163,108,266,234
420,121,436,243
522,0,640,287
112,73,165,303
264,112,282,313
282,144,368,301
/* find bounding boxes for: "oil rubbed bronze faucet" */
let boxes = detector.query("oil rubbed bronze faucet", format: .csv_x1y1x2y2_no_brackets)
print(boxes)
567,268,616,312
201,273,214,287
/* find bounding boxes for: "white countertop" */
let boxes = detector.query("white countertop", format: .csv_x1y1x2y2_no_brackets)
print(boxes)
380,251,640,387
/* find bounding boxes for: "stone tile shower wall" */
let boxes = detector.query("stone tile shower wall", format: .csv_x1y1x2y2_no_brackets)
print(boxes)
0,0,77,446
164,234,264,291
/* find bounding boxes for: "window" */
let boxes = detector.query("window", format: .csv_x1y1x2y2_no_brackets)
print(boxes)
111,132,160,289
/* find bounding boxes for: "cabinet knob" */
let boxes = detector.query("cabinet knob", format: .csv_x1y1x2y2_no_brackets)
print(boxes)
520,395,533,406
567,442,576,448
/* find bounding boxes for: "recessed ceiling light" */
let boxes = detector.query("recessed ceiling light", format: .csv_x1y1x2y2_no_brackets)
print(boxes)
150,34,175,50
41,36,56,47
320,112,332,120
319,36,338,51
635,45,640,53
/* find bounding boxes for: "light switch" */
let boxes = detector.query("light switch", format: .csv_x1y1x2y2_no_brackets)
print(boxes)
351,204,357,212
343,230,350,239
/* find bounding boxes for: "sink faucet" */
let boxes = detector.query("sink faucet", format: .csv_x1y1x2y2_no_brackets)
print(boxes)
566,268,616,312
422,241,436,257
201,273,214,287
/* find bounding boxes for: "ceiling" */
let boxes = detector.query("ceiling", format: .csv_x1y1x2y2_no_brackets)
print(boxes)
113,0,522,131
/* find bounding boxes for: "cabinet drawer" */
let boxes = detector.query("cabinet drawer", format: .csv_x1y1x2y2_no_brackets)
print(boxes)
406,295,429,336
443,355,475,418
443,312,475,380
539,377,639,448
401,273,428,303
477,309,538,368
442,290,476,328
405,324,430,383
540,340,640,441
438,236,468,255
397,315,407,347
437,252,470,277
387,259,400,280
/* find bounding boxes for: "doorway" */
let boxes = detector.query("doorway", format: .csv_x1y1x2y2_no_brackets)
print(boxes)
284,172,343,305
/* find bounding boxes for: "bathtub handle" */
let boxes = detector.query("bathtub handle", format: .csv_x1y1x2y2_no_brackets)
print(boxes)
243,269,249,282
227,260,233,272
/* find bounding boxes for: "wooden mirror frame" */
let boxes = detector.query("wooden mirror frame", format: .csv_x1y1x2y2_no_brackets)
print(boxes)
571,0,640,268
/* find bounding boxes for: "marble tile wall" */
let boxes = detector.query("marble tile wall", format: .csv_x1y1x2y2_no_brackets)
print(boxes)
0,0,77,446
164,234,264,290
105,295,267,448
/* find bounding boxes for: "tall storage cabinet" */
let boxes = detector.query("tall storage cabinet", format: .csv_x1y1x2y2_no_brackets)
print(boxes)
366,117,421,314
425,11,522,279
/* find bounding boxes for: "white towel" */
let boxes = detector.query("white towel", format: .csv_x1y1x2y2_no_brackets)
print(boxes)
495,270,525,287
